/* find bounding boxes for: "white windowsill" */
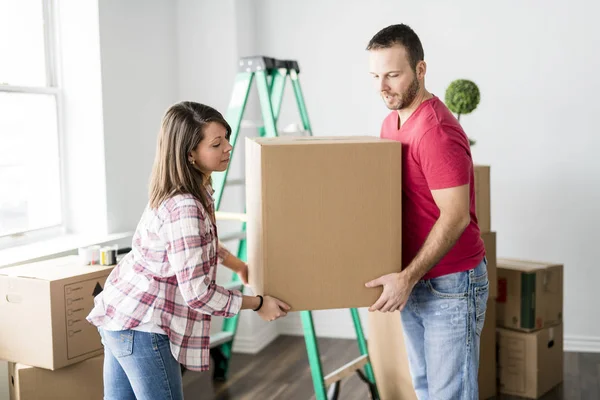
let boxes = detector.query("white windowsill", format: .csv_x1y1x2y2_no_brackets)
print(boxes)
0,231,133,268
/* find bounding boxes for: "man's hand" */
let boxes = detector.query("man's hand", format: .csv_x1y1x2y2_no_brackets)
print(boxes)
365,272,416,312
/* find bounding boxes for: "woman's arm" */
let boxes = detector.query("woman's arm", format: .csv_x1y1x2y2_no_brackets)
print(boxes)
218,241,248,284
164,200,242,317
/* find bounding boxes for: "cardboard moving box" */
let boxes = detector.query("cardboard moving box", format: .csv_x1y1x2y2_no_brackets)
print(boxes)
497,324,563,399
474,165,490,233
481,231,497,298
497,258,563,331
9,355,104,400
478,296,498,400
0,256,113,369
245,136,402,311
367,296,497,400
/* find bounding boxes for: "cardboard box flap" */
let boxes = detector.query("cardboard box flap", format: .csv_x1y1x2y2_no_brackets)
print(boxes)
251,136,395,146
497,258,562,272
0,256,113,281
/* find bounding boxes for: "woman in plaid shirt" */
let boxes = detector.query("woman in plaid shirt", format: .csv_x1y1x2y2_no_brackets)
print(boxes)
87,102,290,400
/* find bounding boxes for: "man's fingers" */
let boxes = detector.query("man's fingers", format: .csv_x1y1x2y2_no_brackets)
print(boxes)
368,294,387,312
380,299,396,313
365,276,383,288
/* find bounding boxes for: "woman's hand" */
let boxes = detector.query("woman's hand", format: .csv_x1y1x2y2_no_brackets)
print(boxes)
237,263,249,285
257,296,291,322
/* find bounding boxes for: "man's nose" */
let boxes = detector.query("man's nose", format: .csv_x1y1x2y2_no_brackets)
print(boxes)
379,78,389,92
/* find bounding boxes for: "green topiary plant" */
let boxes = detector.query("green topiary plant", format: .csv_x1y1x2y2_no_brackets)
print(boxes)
444,79,480,146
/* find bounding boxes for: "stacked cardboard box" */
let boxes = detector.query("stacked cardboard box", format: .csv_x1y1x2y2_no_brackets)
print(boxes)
474,165,498,400
496,258,564,398
8,355,104,400
0,256,111,399
367,165,496,400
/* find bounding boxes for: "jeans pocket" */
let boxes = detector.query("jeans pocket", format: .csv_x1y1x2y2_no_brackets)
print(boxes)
102,329,134,358
475,282,489,336
425,271,469,298
151,333,170,352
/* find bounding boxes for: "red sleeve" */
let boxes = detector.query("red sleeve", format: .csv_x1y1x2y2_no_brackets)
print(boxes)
417,125,471,190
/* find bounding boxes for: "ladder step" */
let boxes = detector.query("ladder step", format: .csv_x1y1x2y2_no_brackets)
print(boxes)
210,331,235,348
323,354,369,386
218,231,246,242
222,281,244,291
225,178,245,186
241,120,263,128
215,212,247,222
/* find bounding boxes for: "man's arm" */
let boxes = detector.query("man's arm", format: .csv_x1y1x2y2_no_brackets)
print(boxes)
402,183,471,284
366,183,471,312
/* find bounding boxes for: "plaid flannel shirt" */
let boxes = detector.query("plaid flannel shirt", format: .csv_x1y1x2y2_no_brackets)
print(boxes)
86,190,242,371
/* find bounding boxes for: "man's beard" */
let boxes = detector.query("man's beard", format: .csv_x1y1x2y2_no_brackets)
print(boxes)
382,77,419,110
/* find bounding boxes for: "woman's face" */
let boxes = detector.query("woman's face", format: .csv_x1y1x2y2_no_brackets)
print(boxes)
189,122,232,174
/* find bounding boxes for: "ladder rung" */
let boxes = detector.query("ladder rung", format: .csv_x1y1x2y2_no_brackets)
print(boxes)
324,354,369,386
218,231,246,242
215,212,247,222
210,331,234,348
223,281,244,291
241,120,263,128
225,178,245,186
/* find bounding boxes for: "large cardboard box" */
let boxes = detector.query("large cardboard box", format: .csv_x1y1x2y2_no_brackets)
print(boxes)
497,324,563,398
8,355,104,400
367,296,497,400
496,258,563,331
245,136,402,311
478,296,497,400
0,256,113,369
367,312,416,400
474,165,491,233
481,231,497,298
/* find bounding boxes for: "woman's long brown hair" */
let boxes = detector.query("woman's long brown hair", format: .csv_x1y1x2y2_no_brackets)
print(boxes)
148,101,231,212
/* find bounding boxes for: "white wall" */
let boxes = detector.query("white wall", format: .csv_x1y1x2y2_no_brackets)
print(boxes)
98,0,179,234
255,0,600,351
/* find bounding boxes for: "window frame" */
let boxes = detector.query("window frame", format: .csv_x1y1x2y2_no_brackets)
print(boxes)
0,0,67,247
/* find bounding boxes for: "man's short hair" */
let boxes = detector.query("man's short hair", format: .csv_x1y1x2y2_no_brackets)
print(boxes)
367,24,424,72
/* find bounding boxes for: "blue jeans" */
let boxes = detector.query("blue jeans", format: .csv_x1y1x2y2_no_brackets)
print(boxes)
99,328,183,400
400,258,489,400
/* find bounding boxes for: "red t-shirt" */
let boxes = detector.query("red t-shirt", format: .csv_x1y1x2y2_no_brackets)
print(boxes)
380,96,485,280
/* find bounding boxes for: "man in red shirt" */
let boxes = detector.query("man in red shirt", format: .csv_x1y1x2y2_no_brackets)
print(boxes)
364,24,489,399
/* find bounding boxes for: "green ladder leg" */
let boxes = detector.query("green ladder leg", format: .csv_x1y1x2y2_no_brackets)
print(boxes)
210,69,254,381
211,72,253,208
302,309,380,400
212,227,247,381
211,58,282,380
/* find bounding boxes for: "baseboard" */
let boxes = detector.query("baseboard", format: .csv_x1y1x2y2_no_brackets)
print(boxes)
0,361,8,400
280,315,600,354
232,323,279,354
276,313,303,336
276,310,370,339
564,335,600,353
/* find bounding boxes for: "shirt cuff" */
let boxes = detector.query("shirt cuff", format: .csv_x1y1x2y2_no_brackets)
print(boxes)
227,289,243,317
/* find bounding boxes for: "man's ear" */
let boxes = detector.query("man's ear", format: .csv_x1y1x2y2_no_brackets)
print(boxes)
417,60,427,80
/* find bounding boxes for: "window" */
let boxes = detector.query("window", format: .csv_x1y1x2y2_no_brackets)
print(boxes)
0,0,63,242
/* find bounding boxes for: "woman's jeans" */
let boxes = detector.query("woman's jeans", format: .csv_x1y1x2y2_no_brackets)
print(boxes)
99,328,184,400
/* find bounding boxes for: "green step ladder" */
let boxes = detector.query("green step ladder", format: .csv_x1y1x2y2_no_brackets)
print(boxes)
208,56,380,400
